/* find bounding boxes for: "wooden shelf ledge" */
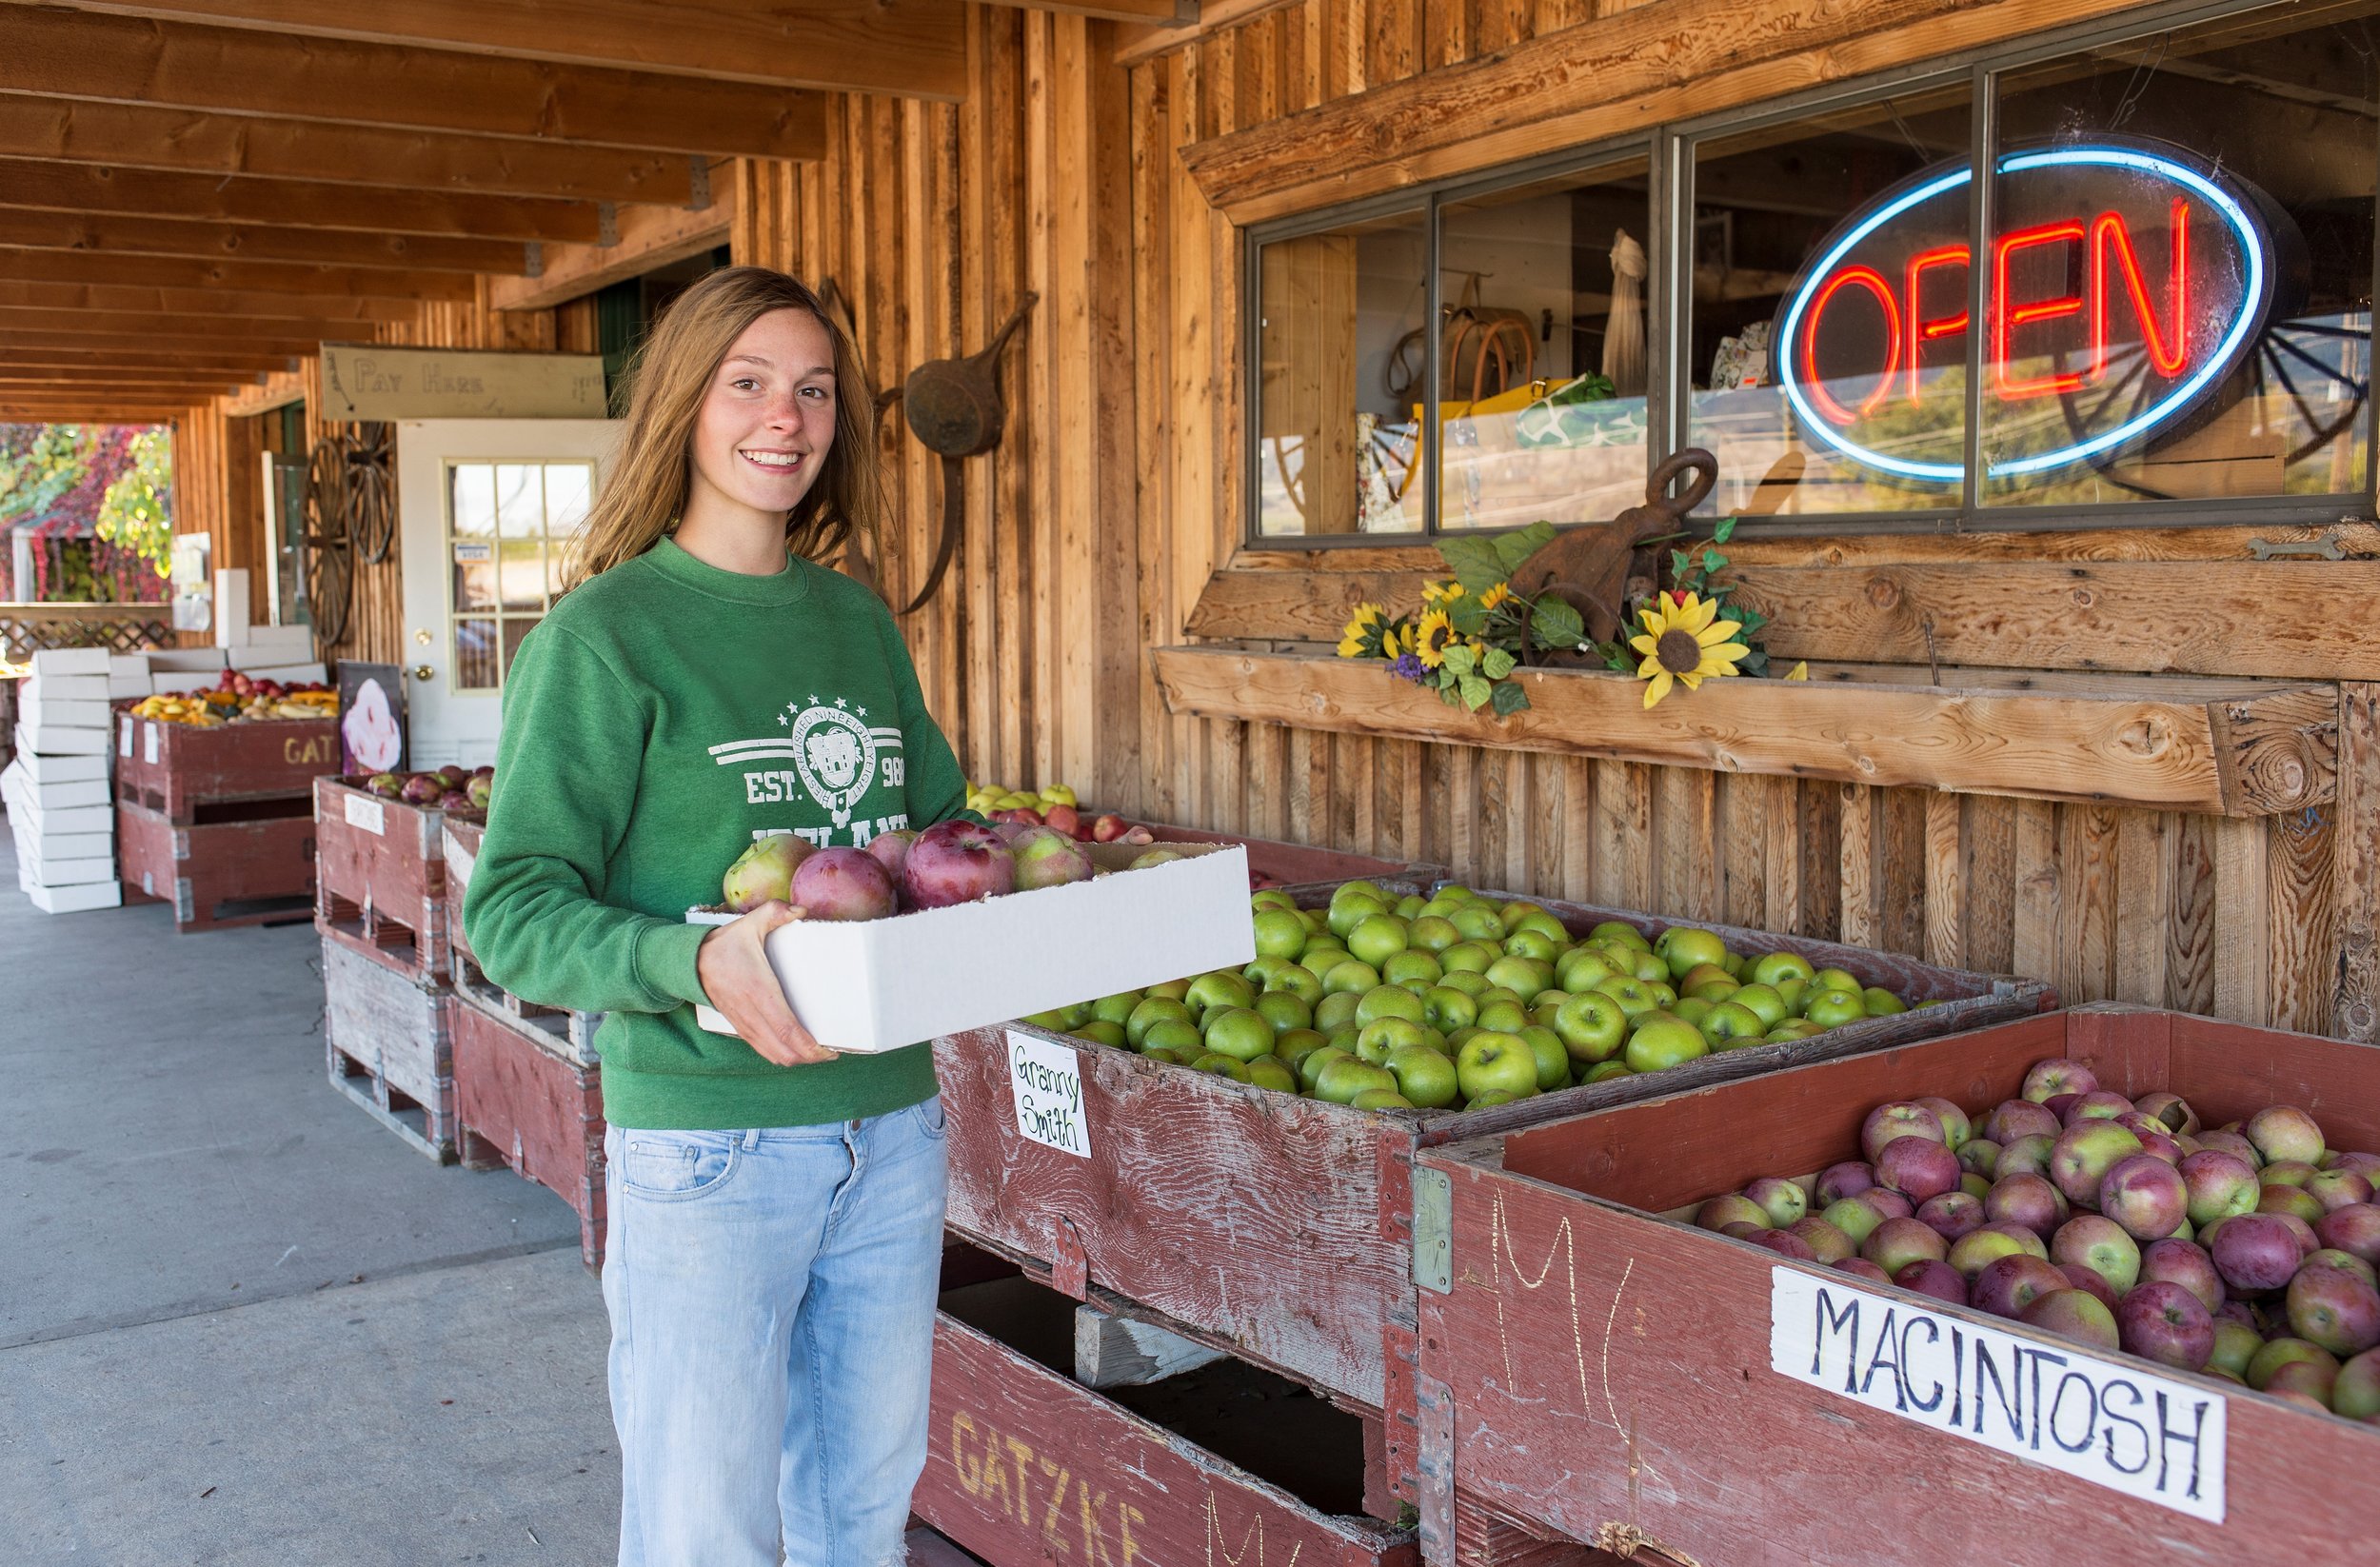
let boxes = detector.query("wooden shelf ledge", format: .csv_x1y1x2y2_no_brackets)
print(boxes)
1151,645,2337,818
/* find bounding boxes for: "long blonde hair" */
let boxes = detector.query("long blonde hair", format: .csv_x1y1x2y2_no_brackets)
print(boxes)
565,267,884,588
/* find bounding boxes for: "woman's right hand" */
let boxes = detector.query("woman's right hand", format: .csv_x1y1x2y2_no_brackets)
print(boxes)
695,902,838,1066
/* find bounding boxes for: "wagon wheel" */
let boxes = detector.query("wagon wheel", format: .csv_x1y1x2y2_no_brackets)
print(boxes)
346,421,398,565
2253,322,2369,466
304,434,355,648
2049,347,2172,501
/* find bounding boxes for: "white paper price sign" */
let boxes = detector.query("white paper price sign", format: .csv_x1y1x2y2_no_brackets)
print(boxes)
1005,1029,1089,1159
142,722,158,764
118,717,132,758
342,792,386,836
1770,1267,2226,1522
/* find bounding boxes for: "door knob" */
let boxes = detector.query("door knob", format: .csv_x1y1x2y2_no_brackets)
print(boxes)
411,664,434,681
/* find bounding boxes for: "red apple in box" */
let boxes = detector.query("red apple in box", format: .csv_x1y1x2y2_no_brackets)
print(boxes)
902,820,1016,908
1041,803,1082,839
1089,812,1133,843
790,847,899,922
2116,1279,2215,1370
989,805,1044,828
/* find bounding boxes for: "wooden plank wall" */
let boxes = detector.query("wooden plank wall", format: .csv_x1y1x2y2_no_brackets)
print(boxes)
730,6,1142,807
716,0,2358,1035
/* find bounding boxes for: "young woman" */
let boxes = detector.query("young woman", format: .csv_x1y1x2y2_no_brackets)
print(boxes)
465,267,972,1567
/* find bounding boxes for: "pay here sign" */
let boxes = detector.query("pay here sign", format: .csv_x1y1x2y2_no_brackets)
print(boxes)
1769,1267,2226,1522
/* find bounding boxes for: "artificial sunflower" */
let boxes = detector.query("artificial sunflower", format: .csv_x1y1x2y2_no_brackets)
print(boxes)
1337,601,1387,659
1629,590,1749,708
1411,607,1458,668
1478,581,1513,611
1420,579,1465,605
1380,624,1404,658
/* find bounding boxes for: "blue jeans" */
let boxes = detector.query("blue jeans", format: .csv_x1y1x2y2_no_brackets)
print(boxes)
601,1098,949,1567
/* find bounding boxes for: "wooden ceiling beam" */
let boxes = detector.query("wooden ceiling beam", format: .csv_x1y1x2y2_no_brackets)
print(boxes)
0,93,700,205
0,279,412,325
39,0,970,100
0,377,251,396
983,0,1195,22
0,323,322,355
0,9,829,159
488,196,729,312
0,347,300,373
0,249,476,304
0,358,268,377
0,402,193,421
0,207,530,276
0,159,603,244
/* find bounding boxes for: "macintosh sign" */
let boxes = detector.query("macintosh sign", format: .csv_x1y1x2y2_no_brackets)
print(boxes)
1772,142,2293,482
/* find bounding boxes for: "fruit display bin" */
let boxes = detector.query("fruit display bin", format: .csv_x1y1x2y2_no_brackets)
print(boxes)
443,817,603,1065
113,708,337,823
1129,818,1445,891
451,991,605,1269
932,877,2052,1505
117,797,315,933
314,776,450,980
1412,1003,2380,1567
321,929,458,1162
915,1242,1418,1567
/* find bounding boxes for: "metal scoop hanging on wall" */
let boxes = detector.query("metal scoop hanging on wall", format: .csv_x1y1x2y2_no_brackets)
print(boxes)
883,292,1038,616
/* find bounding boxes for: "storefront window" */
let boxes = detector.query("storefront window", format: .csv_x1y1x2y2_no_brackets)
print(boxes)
446,459,596,691
1254,208,1427,536
1434,159,1655,531
1244,0,2378,544
1688,84,1973,515
1984,4,2375,506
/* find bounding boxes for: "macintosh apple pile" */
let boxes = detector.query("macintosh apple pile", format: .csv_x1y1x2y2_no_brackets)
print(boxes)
1024,880,1913,1114
1693,1061,2380,1420
717,819,1183,918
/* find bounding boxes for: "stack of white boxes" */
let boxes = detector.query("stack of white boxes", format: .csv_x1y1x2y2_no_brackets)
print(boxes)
2,646,122,913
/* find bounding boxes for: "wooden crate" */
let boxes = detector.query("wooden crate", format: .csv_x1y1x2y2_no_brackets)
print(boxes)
452,991,605,1269
935,877,2052,1506
441,815,604,1063
1133,819,1445,891
1414,1005,2380,1566
314,775,448,979
113,710,337,823
117,797,315,933
917,1247,1419,1566
321,930,458,1162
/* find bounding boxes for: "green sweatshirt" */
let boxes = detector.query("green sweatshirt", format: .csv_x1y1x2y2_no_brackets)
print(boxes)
462,536,975,1130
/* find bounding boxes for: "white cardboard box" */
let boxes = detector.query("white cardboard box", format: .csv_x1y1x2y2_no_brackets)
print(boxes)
11,739,108,785
28,828,111,863
26,672,108,702
15,843,113,886
29,647,109,677
16,723,107,757
212,569,252,646
684,843,1255,1054
108,669,153,700
241,625,315,658
18,693,109,731
25,880,122,915
3,768,109,811
145,648,230,673
5,793,109,836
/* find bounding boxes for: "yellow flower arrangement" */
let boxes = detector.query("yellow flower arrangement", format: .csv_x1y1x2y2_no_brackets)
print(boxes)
1336,602,1387,659
1411,607,1457,668
1420,579,1464,605
1629,591,1749,708
1478,582,1513,611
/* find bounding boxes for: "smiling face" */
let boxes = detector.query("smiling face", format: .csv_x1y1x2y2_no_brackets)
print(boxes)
686,307,839,528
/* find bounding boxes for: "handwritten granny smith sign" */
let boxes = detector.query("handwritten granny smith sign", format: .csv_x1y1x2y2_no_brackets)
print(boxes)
1769,1267,2226,1521
1006,1029,1090,1158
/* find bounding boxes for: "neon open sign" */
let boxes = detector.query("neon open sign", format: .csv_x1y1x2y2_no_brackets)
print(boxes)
1773,141,2292,482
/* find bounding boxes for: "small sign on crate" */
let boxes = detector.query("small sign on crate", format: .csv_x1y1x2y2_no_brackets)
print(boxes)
1768,1266,2227,1523
1004,1030,1089,1159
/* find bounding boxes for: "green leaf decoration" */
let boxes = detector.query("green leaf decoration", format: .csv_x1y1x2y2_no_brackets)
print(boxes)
1459,673,1493,711
1529,596,1585,651
1491,521,1558,577
1490,681,1532,717
1446,596,1490,637
1671,548,1692,578
1702,548,1725,573
1480,646,1517,680
1713,515,1737,544
1435,536,1510,594
1439,642,1478,676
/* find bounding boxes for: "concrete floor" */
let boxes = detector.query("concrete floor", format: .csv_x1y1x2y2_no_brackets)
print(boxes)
0,820,619,1566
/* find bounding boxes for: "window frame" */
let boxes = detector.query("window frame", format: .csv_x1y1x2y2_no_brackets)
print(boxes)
1239,0,2379,548
440,456,597,694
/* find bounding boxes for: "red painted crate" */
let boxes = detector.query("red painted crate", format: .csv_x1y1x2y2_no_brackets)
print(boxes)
1129,819,1446,892
936,877,2052,1507
1414,1004,2380,1566
452,992,605,1270
117,797,315,932
441,816,603,1061
113,709,337,823
314,775,449,978
918,1247,1418,1567
321,930,457,1162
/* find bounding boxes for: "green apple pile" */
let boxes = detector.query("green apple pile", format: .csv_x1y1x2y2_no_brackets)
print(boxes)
1021,879,1915,1115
